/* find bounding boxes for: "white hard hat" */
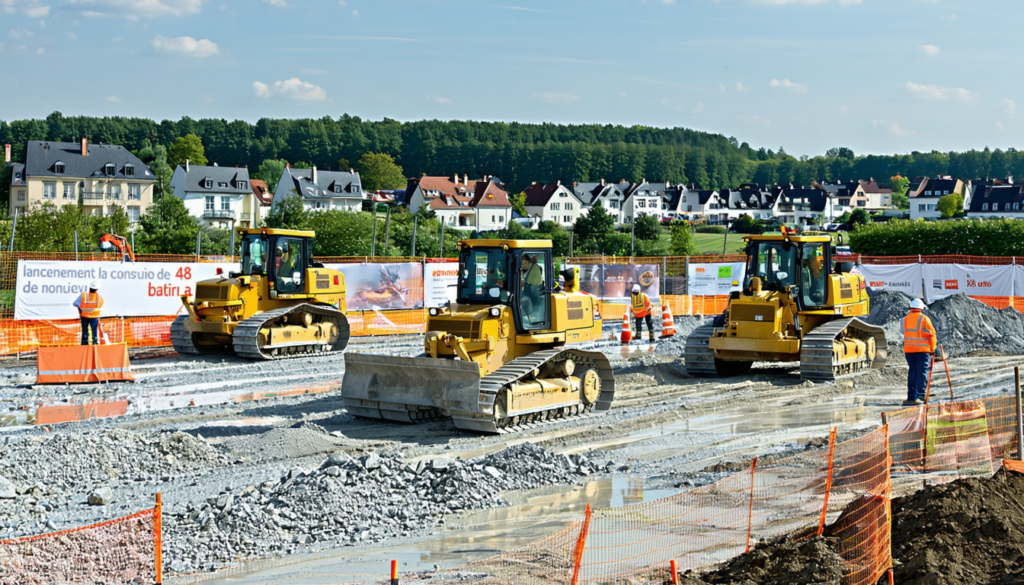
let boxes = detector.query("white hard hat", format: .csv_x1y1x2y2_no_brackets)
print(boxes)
910,298,925,310
89,280,100,290
632,284,641,293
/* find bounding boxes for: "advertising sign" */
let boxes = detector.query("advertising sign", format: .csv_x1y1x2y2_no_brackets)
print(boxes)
919,264,1014,300
851,264,923,298
566,264,660,300
14,260,239,320
323,262,424,311
424,262,459,307
687,262,746,296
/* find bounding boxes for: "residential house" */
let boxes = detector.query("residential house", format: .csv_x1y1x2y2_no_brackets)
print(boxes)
523,182,585,227
273,166,365,212
817,181,865,221
856,179,893,209
722,183,779,222
249,179,273,225
573,180,630,225
7,139,155,222
169,162,256,229
908,176,967,220
967,181,1024,218
775,185,827,226
406,174,511,230
677,187,727,224
470,179,513,230
623,181,667,224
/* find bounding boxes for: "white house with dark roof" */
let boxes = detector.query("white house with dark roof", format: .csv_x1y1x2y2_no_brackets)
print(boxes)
7,139,155,221
169,161,257,228
623,181,666,224
574,180,632,226
273,166,365,212
908,176,967,220
523,182,585,227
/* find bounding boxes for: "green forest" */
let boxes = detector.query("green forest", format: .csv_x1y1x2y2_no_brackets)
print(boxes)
4,112,1024,197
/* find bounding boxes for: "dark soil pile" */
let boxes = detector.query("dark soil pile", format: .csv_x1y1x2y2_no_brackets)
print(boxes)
679,535,846,585
886,472,1024,585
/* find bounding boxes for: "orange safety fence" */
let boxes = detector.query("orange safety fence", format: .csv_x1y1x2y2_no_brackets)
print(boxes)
0,494,162,585
884,395,1019,477
425,425,892,585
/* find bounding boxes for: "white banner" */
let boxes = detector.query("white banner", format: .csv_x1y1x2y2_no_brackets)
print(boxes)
424,262,458,307
852,264,923,298
920,264,1015,300
687,262,746,296
1015,266,1024,299
15,260,239,320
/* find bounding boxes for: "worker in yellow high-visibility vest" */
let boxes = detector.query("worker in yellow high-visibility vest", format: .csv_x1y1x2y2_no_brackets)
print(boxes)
630,284,655,343
73,281,104,345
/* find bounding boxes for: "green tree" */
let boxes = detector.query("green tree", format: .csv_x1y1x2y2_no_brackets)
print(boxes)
573,201,614,247
167,134,207,169
669,221,697,255
135,145,173,201
255,159,288,193
890,174,910,210
137,195,201,254
849,208,871,229
355,152,406,191
936,193,964,218
264,193,310,229
415,202,436,220
510,192,527,216
633,214,661,241
731,214,764,234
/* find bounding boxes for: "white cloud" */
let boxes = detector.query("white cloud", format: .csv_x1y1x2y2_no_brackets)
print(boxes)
905,81,979,102
693,101,704,113
0,42,4,51
35,45,43,53
426,94,452,104
251,77,327,101
997,121,1005,131
151,35,220,57
351,8,357,15
839,105,848,114
9,27,33,39
872,120,916,136
105,94,121,102
338,0,345,4
718,83,725,92
919,44,940,56
735,81,746,92
531,92,579,104
941,14,958,21
65,31,76,39
1001,98,1016,114
65,0,203,19
769,78,807,93
196,93,212,103
262,0,287,6
0,1,51,17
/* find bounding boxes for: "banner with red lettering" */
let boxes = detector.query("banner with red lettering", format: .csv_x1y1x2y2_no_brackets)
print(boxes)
423,262,458,307
919,264,1014,300
851,263,923,298
14,260,239,320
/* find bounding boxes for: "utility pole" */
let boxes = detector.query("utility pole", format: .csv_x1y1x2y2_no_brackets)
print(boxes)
195,230,202,260
721,220,729,255
439,219,445,258
383,206,391,257
8,208,18,252
74,229,79,261
630,217,635,257
568,228,573,258
371,207,378,257
411,215,418,257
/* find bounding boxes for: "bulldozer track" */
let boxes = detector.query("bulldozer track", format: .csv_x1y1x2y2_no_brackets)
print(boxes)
452,348,616,434
799,317,887,383
232,304,350,361
170,315,207,355
683,324,718,376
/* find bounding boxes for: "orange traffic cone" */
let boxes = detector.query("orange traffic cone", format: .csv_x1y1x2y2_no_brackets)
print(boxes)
660,304,676,338
620,313,633,344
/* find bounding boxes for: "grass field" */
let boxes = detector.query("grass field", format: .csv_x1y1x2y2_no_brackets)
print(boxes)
688,231,852,255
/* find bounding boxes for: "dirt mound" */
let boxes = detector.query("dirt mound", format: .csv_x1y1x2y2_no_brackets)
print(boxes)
679,535,845,585
886,472,1024,585
866,290,1024,358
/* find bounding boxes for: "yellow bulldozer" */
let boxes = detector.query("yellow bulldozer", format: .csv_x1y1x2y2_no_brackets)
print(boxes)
341,239,615,434
171,228,350,360
685,230,886,382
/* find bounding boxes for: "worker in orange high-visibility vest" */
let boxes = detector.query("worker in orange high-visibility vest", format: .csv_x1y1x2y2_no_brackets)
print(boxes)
73,280,104,345
902,298,937,405
629,284,655,343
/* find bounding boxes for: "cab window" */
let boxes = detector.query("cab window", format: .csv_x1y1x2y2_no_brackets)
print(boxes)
800,243,828,308
458,248,508,302
241,235,268,275
748,242,797,290
274,237,305,293
518,251,550,330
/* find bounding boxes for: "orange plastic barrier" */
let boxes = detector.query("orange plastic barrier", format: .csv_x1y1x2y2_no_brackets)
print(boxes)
36,343,134,384
0,498,161,585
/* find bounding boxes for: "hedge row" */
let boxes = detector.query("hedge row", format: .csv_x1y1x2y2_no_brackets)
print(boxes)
848,218,1024,256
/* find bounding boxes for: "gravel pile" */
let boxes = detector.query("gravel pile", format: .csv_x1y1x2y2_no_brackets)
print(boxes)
866,290,1024,358
164,442,583,574
217,422,385,463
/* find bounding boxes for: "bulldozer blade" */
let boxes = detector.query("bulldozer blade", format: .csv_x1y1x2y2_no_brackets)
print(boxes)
341,353,481,422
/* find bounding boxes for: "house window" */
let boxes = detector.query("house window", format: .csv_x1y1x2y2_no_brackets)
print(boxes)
63,183,76,199
1015,203,1021,211
218,182,228,188
687,205,692,211
124,164,134,177
925,191,932,196
237,181,247,189
128,184,141,200
203,179,213,189
17,190,25,201
566,202,573,210
918,204,926,212
205,196,214,211
42,182,56,199
559,192,567,197
108,185,121,200
104,164,115,176
944,190,950,195
221,197,231,211
927,204,936,212
637,200,645,208
982,203,989,211
54,162,65,175
564,215,572,223
552,202,560,211
334,184,343,193
1006,203,1013,211
491,215,497,223
127,206,141,223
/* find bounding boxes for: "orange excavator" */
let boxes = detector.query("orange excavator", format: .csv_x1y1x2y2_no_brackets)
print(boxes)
99,234,135,262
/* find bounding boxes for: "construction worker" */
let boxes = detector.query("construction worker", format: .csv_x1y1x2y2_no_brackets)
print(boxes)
73,281,103,345
630,284,655,343
903,298,938,406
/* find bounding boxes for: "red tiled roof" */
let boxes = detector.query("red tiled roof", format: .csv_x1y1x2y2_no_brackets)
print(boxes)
409,175,477,198
472,181,511,207
250,179,273,205
858,180,892,194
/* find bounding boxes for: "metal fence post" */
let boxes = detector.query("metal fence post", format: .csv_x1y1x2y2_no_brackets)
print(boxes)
384,206,391,256
411,215,418,257
9,207,18,252
74,229,79,261
662,256,667,296
371,208,378,257
1015,366,1023,461
155,492,163,584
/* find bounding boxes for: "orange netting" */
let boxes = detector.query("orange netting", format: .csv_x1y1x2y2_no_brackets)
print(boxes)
0,502,161,585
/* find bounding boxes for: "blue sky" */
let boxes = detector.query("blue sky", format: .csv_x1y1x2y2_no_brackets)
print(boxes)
0,0,1019,157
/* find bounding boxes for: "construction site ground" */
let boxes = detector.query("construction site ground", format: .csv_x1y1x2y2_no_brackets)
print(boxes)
0,293,1021,584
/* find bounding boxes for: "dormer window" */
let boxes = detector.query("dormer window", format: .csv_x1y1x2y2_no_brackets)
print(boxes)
236,181,247,190
334,184,343,193
124,164,134,177
203,179,213,189
982,203,989,211
54,162,65,175
104,163,115,177
218,182,228,188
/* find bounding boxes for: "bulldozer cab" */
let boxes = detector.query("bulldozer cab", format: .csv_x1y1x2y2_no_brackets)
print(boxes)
745,235,831,310
456,240,553,333
238,229,316,296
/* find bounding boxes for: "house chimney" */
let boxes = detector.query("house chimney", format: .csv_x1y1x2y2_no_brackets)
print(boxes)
3,144,9,164
453,172,459,184
601,179,605,186
464,174,469,185
349,168,355,174
312,165,318,184
80,137,88,156
556,180,561,186
186,159,190,172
